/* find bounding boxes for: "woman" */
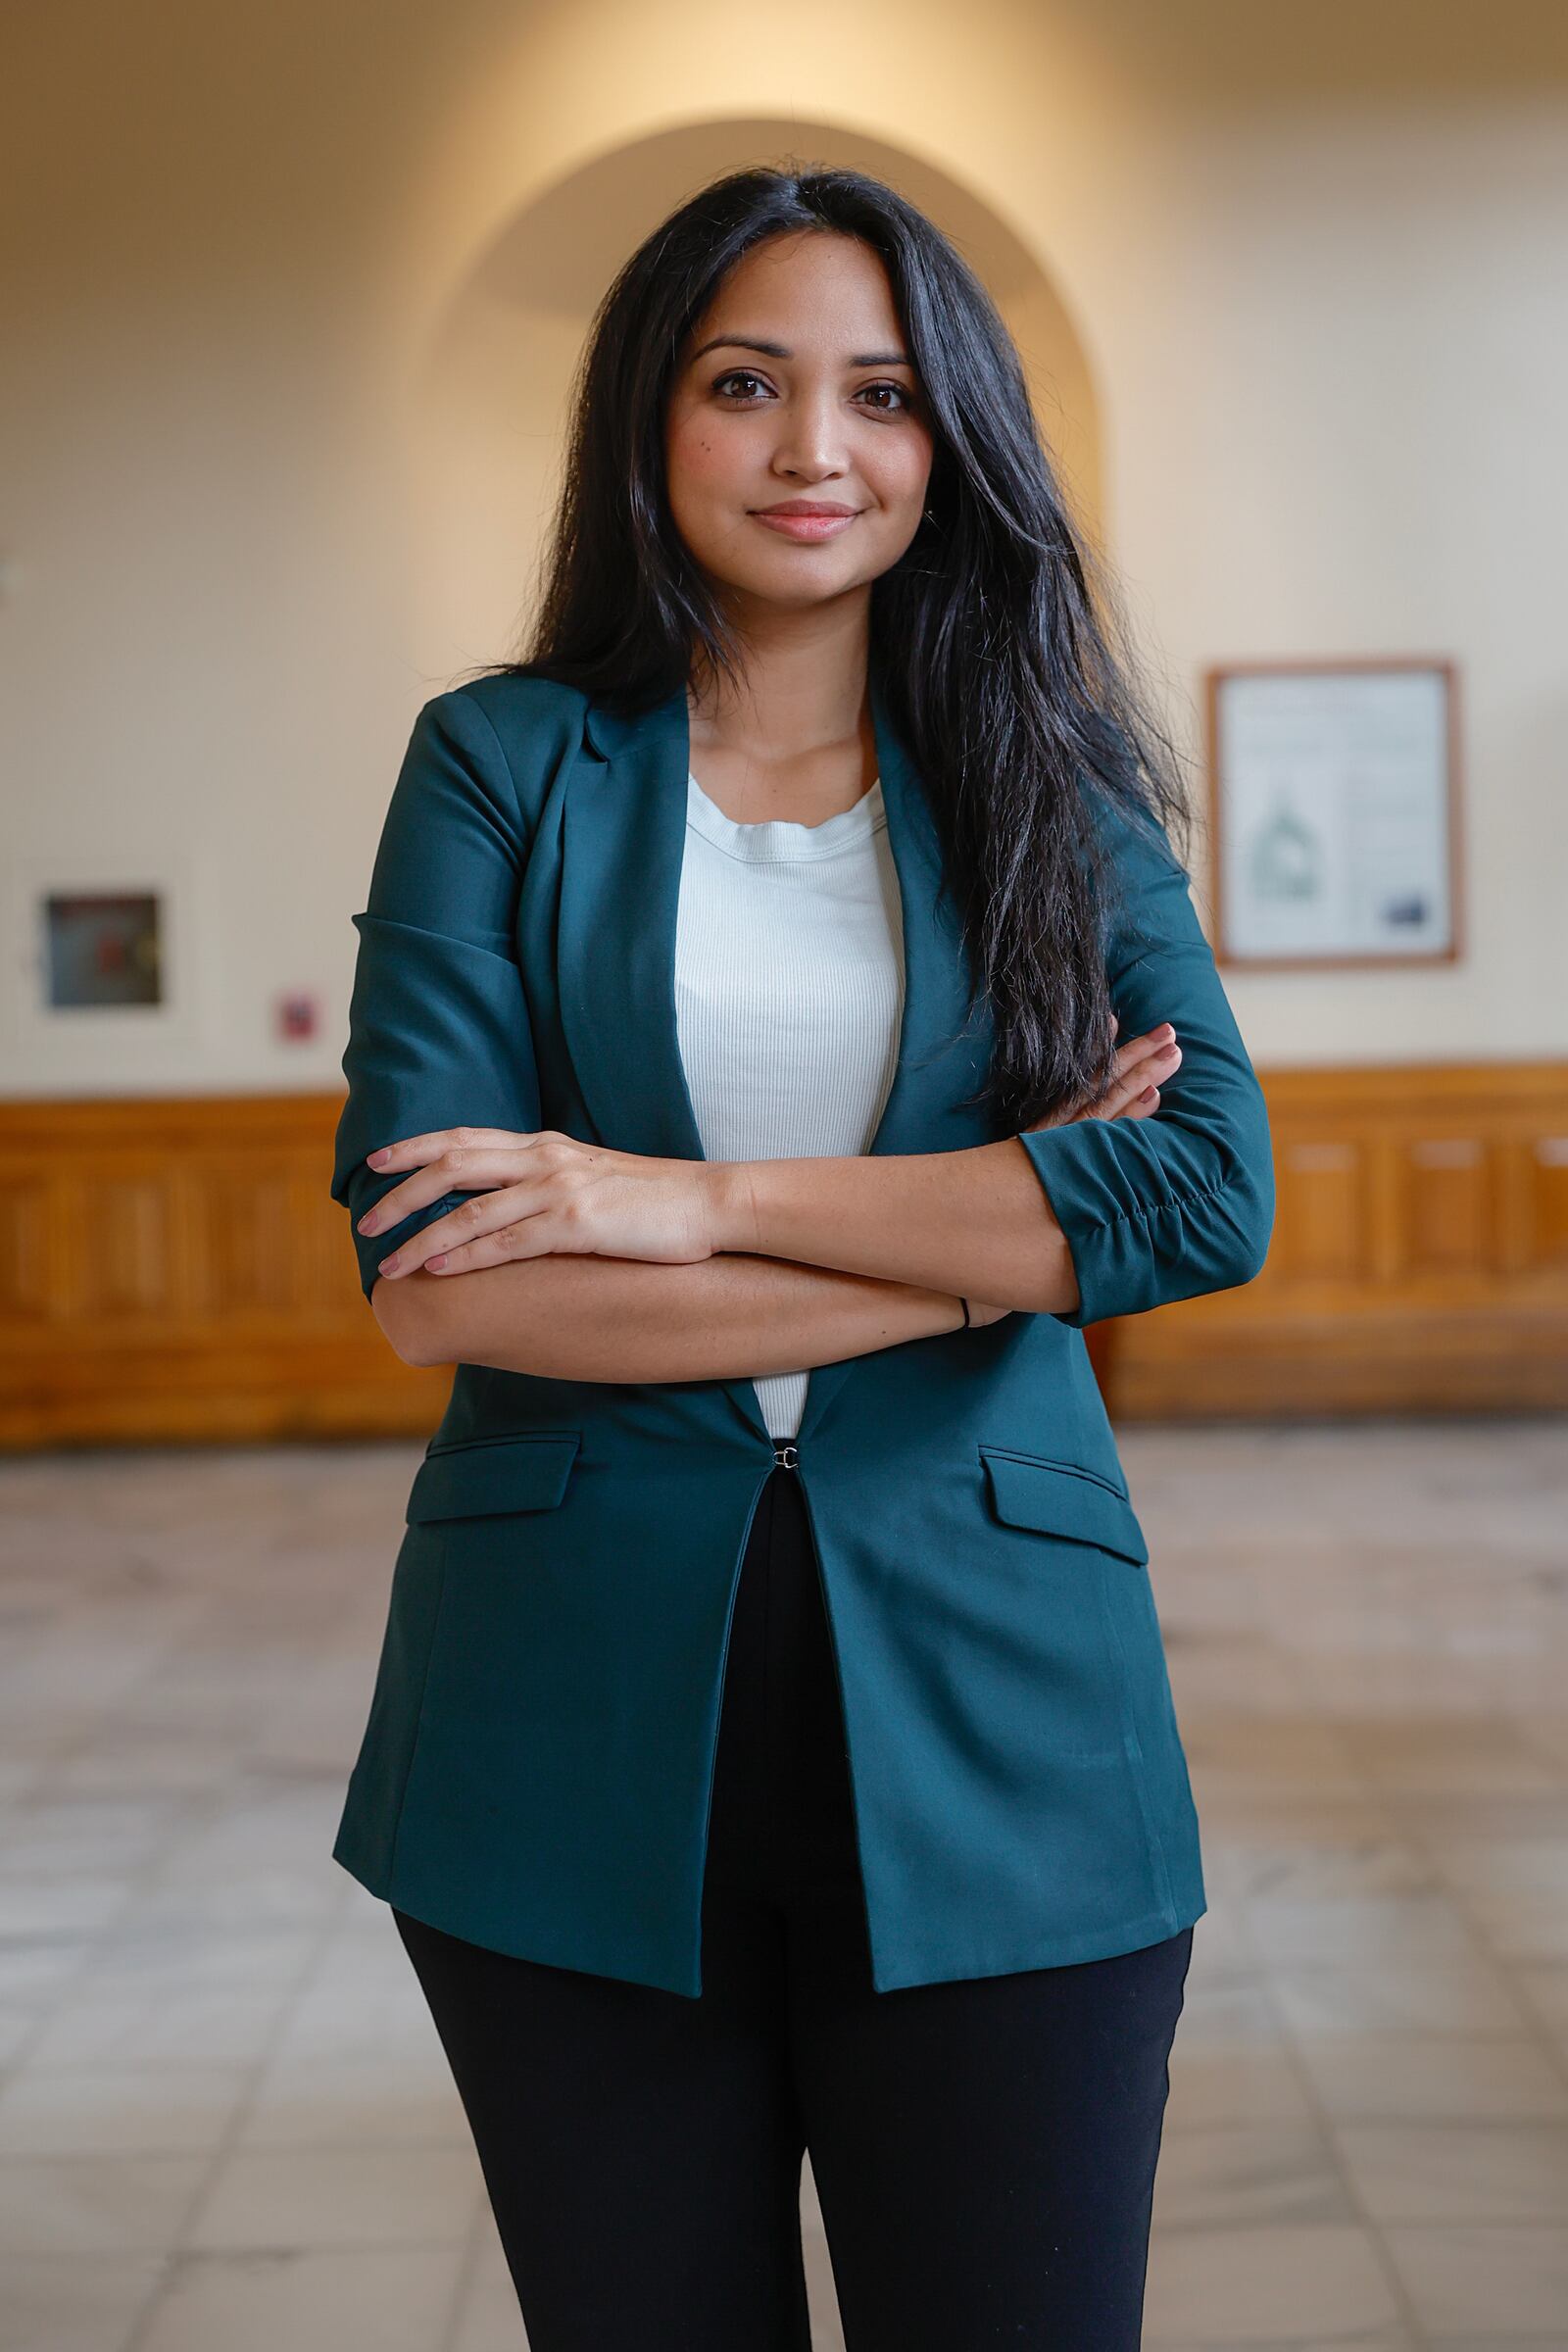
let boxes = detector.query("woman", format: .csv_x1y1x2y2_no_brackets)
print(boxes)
329,166,1273,2349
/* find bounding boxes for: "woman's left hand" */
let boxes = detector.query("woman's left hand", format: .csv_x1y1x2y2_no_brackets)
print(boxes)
357,1127,720,1279
1023,1016,1181,1133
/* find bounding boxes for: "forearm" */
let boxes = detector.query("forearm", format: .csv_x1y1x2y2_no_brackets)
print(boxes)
375,1249,966,1378
704,1142,1082,1318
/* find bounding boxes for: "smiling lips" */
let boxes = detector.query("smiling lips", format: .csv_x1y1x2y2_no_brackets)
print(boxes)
750,501,863,542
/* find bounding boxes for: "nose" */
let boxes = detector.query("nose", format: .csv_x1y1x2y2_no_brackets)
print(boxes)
770,386,852,481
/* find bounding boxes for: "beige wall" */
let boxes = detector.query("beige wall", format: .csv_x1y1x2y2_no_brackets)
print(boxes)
3,0,1565,1097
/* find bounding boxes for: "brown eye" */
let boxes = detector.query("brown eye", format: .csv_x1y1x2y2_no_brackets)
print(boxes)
858,382,913,414
712,370,771,401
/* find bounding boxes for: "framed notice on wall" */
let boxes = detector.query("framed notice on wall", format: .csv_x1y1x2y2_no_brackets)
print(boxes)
1203,658,1462,968
2,843,213,1057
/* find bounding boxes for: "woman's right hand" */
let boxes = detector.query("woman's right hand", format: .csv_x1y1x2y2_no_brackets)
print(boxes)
961,1015,1181,1328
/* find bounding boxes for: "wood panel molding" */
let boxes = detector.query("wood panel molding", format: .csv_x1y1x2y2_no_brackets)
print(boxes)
0,1095,448,1447
1104,1058,1568,1417
1,1063,1563,1447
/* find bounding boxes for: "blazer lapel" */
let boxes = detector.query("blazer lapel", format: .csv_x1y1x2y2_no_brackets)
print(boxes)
558,681,771,1444
559,682,708,1167
796,679,995,1440
557,674,995,1450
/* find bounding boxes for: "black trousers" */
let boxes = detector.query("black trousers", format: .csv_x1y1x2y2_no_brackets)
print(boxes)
394,1460,1193,2350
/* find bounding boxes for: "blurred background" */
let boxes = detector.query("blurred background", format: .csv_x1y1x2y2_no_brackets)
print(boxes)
2,3,1566,2346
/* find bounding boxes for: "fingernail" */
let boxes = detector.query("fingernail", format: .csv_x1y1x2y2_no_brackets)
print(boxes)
378,1253,399,1274
357,1213,377,1233
368,1149,391,1167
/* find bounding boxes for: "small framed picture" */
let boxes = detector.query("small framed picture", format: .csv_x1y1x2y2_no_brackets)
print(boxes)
1203,658,1462,967
44,891,164,1008
3,844,213,1059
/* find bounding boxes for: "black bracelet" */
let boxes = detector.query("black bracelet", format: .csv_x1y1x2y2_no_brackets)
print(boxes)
959,1297,972,1328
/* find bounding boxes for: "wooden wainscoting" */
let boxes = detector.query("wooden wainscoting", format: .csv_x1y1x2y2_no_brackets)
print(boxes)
0,1096,449,1448
1103,1059,1568,1418
2,1064,1565,1447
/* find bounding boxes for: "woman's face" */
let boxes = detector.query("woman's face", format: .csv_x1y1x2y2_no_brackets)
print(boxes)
663,231,935,615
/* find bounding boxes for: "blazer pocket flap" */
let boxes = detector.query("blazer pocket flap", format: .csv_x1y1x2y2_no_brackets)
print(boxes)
979,1447,1149,1566
406,1433,582,1523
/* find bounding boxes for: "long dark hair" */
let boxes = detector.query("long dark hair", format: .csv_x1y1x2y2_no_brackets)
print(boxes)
464,162,1196,1131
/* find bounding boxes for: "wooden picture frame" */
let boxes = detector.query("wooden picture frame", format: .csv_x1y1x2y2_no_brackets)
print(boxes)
1202,657,1463,969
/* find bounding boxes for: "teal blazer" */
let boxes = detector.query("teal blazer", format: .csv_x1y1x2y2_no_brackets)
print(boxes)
329,672,1274,1997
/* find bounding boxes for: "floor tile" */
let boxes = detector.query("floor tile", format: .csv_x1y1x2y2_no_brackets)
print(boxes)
1269,1950,1535,2038
1143,2222,1402,2341
1381,2221,1568,2333
0,2253,168,2352
0,2153,207,2255
3,1424,1566,2350
180,2142,482,2252
1332,2119,1568,2223
0,2064,247,2156
133,2246,466,2352
1151,2119,1354,2228
1294,2033,1568,2121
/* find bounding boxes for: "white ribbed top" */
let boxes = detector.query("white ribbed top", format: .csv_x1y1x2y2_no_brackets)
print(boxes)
672,768,906,1440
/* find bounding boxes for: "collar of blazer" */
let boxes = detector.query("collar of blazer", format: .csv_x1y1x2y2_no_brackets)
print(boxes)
555,671,999,1446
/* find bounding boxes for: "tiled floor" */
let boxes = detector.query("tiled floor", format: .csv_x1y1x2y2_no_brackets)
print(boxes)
1,1419,1566,2349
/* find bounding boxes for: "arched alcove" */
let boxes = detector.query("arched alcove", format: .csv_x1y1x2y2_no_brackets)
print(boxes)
409,120,1104,679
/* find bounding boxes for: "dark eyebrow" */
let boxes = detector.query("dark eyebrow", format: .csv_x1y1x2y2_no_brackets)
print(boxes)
687,335,913,368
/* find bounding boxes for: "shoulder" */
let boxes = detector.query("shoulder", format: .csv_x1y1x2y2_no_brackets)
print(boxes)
394,667,606,851
1074,776,1207,976
423,669,590,769
1081,777,1187,892
1068,712,1190,891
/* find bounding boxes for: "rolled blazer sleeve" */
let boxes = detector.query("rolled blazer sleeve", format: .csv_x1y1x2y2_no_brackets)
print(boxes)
1014,793,1275,1327
330,689,543,1303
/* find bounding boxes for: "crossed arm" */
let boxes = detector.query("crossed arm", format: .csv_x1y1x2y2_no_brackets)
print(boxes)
375,1244,973,1379
368,1006,1197,1378
333,691,1274,1379
372,1134,1084,1377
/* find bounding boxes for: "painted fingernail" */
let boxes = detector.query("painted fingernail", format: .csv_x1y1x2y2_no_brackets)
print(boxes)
368,1149,391,1166
378,1253,399,1273
357,1213,377,1232
426,1254,448,1272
